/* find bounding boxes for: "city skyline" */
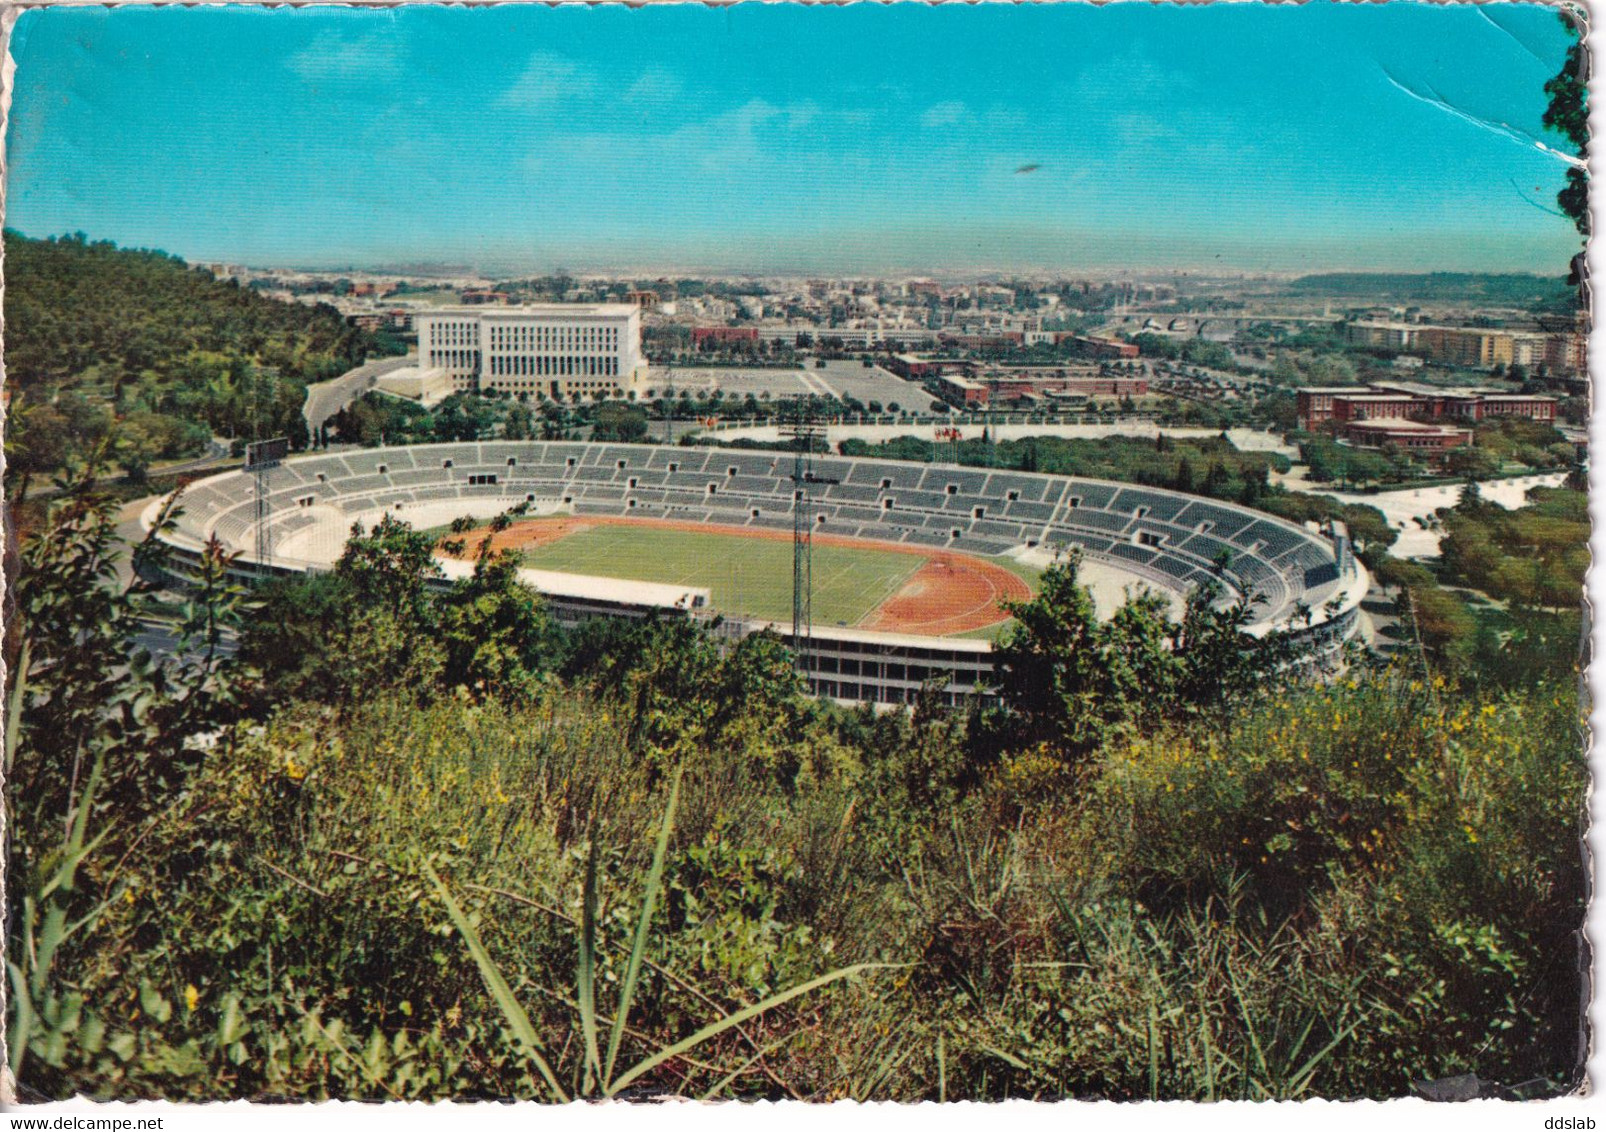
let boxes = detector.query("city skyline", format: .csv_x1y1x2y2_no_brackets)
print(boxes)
6,2,1584,276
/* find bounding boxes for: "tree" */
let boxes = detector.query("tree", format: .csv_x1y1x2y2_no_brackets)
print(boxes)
592,402,650,443
990,554,1304,763
1542,11,1589,237
990,556,1175,759
1446,446,1499,481
504,400,536,440
336,514,442,622
436,544,554,699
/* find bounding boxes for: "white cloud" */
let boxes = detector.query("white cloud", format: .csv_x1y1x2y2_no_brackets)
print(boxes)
498,52,594,110
287,31,405,85
624,67,683,105
522,98,827,181
920,101,969,129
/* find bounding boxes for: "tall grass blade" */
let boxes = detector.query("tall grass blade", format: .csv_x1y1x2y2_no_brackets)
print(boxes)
1228,963,1269,1092
603,766,681,1087
971,1038,1030,1072
577,837,602,1095
1286,1017,1360,1098
8,959,34,1080
937,1030,947,1103
1147,1003,1160,1100
606,961,899,1097
423,860,569,1102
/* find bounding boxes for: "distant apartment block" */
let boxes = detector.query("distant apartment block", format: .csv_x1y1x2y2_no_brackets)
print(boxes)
1344,320,1582,374
415,304,647,399
690,325,939,350
345,309,415,334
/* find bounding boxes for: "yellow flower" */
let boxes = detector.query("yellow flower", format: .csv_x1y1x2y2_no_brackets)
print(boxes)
285,756,307,781
184,984,200,1012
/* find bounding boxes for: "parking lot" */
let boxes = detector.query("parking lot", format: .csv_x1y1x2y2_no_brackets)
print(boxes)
656,359,920,409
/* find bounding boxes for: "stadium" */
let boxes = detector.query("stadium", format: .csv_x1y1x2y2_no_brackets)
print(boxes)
144,440,1367,705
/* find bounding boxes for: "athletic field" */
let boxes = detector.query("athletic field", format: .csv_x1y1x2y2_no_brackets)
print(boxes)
448,516,1036,635
518,524,918,626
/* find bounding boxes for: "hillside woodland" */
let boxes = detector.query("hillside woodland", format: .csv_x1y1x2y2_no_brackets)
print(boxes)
3,231,395,489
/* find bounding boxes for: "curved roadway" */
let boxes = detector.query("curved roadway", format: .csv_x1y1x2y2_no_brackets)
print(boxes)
303,353,416,436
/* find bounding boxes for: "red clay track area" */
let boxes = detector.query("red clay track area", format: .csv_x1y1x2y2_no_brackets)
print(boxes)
457,515,1031,636
858,552,1030,636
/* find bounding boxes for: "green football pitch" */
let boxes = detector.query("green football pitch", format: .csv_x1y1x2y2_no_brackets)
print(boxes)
515,524,925,628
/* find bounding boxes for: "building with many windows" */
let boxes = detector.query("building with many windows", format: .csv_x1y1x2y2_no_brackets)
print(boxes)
1343,319,1582,373
1297,382,1557,430
415,304,648,399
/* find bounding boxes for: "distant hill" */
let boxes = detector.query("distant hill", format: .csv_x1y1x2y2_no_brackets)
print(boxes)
1284,272,1575,308
4,230,398,483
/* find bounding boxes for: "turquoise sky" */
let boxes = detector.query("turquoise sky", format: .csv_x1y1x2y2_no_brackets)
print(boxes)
5,3,1584,275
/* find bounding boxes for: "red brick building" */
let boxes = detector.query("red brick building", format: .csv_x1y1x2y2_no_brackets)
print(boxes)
691,326,761,348
938,331,1024,351
1337,419,1473,457
1054,333,1140,359
1298,383,1557,430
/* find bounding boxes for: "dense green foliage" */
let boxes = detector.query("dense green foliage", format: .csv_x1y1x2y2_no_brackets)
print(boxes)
330,391,513,447
4,469,1586,1102
986,556,1298,759
1440,486,1587,613
839,433,1285,497
1284,273,1577,307
1130,333,1237,369
1370,485,1586,687
4,231,394,484
590,402,651,443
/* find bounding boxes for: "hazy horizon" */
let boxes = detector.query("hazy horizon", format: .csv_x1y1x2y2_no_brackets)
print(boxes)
7,3,1584,277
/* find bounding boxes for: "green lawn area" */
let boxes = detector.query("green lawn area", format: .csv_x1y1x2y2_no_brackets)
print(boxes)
515,524,926,627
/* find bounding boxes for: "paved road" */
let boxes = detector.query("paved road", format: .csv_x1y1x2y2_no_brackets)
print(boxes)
303,353,416,436
154,438,234,478
1272,470,1568,560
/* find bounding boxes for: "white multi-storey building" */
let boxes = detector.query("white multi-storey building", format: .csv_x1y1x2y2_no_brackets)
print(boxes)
415,304,648,399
